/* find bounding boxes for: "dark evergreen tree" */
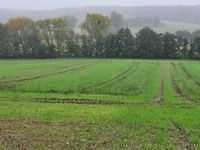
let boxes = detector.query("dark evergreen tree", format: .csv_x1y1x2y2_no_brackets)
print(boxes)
191,37,200,58
162,33,178,58
136,27,161,58
104,28,135,58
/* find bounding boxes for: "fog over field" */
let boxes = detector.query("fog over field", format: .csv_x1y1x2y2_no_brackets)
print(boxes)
0,0,200,9
1,1,200,25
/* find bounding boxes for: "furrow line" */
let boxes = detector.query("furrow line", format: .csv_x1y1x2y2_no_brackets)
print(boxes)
170,63,196,103
81,62,139,92
169,121,194,150
179,63,200,87
0,63,92,85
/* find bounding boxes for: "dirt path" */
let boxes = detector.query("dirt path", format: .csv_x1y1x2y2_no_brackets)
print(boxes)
169,121,195,150
154,79,164,104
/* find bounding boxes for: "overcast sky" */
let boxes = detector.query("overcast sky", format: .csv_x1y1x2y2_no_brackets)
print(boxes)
1,0,200,10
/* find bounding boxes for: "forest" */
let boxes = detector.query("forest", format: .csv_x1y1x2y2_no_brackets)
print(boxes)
0,12,200,59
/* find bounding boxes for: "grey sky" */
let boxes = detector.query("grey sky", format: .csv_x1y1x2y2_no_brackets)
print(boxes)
0,0,200,10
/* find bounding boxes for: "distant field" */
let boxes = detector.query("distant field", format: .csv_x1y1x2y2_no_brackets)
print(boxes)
131,21,200,34
0,59,200,149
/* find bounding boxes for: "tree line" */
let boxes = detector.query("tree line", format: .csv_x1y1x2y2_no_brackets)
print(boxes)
0,13,200,59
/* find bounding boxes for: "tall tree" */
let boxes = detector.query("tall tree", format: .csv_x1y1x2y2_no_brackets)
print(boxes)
176,30,192,40
80,35,95,57
36,16,77,57
191,37,200,58
6,17,34,57
192,30,200,39
110,12,126,33
81,13,111,56
105,28,135,57
0,24,9,57
81,13,111,41
136,27,161,58
176,36,189,58
162,33,178,58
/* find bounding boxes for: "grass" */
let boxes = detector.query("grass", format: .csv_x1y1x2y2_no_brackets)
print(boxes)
0,59,200,149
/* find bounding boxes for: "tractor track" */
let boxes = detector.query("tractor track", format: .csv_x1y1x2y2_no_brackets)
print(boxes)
0,63,83,82
179,63,200,87
153,62,165,104
0,63,92,85
171,63,196,103
80,62,139,92
154,79,164,104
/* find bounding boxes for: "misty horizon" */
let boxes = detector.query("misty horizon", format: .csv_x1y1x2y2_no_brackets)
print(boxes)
1,0,200,10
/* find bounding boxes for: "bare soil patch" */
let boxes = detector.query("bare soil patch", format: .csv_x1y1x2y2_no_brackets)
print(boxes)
154,79,164,104
0,119,147,150
33,98,126,105
169,121,195,150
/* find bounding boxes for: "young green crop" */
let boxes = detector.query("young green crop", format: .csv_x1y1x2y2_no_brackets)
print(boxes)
0,59,200,149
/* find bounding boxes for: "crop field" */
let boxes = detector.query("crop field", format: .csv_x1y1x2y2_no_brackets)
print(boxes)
0,59,200,149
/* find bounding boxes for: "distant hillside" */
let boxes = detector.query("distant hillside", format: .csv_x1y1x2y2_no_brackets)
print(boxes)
131,21,200,34
0,8,80,22
1,5,200,24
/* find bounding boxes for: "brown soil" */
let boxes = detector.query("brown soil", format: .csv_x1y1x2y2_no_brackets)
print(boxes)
0,119,145,150
154,79,164,104
169,121,195,150
33,98,126,105
0,119,93,150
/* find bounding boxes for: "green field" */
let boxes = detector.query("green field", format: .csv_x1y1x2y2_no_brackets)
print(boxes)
0,59,200,149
